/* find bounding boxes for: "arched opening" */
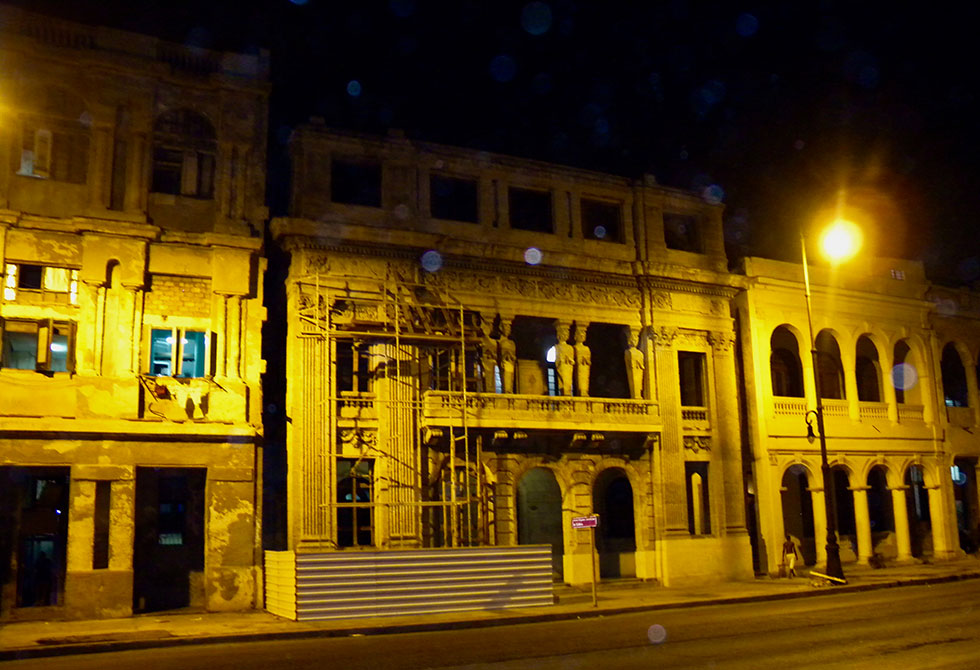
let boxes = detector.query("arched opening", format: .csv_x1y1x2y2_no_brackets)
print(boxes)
816,331,845,399
892,340,922,405
855,336,882,402
151,108,217,199
952,458,979,554
593,468,636,578
832,467,857,560
941,343,969,407
781,465,816,565
770,326,804,397
905,465,933,558
867,467,896,558
517,468,563,578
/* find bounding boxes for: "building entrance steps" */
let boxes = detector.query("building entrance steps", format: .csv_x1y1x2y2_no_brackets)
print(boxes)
2,556,979,661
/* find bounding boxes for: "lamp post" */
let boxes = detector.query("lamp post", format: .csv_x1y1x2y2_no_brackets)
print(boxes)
800,220,861,583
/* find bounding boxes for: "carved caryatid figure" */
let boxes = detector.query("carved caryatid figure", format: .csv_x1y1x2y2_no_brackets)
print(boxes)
479,317,498,392
624,326,645,399
554,321,575,396
573,324,591,396
498,318,517,394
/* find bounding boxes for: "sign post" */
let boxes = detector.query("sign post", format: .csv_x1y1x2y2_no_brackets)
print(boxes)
572,514,599,607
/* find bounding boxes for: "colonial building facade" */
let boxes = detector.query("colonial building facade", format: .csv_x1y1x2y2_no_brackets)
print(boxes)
269,124,754,613
0,7,268,619
739,253,980,575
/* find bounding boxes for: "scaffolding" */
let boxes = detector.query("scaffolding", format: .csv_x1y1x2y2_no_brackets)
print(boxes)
293,263,493,551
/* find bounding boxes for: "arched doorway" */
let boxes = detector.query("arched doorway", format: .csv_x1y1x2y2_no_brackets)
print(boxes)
905,465,932,558
781,465,816,565
952,458,979,553
517,468,563,578
832,467,857,561
593,468,636,578
867,467,896,558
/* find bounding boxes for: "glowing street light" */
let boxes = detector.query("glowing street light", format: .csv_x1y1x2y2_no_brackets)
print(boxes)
801,218,863,584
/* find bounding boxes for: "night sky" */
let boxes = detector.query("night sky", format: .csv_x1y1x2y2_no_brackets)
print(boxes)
12,0,980,285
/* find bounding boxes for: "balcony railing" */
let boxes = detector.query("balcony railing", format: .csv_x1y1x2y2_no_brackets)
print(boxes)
423,391,659,427
858,402,889,421
897,404,925,423
821,399,849,417
681,406,710,431
774,397,807,417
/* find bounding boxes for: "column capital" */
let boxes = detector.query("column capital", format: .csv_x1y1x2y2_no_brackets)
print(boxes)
708,330,736,353
650,325,678,349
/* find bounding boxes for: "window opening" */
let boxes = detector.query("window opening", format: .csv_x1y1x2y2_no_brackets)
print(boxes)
337,459,374,547
678,351,706,406
430,174,478,222
663,213,703,252
149,328,208,377
1,319,74,372
581,198,623,242
331,159,382,207
509,187,553,233
685,462,711,535
151,109,216,199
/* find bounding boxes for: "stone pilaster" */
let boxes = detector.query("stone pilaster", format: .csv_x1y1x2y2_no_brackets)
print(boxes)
709,330,745,532
652,326,686,534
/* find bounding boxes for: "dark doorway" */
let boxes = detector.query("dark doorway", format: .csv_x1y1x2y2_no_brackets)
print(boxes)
833,468,857,559
0,467,69,609
953,458,979,553
517,468,563,578
593,469,636,578
133,467,205,613
867,467,895,556
905,465,932,558
781,465,816,565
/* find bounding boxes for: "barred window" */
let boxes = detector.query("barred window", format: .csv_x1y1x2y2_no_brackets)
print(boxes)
152,109,216,199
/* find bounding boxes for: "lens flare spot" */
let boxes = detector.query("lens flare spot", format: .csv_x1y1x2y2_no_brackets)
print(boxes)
524,247,543,265
490,54,517,83
702,184,725,205
347,80,362,97
891,363,919,391
521,2,553,35
647,624,667,644
393,204,410,219
593,225,607,239
735,13,759,37
421,250,443,273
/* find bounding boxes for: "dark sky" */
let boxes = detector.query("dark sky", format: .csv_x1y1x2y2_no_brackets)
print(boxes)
13,0,980,284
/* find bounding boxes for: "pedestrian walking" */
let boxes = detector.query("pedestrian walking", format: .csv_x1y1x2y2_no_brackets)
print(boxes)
782,535,799,578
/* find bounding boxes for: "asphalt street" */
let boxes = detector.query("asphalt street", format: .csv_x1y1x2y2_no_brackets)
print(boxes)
5,580,979,669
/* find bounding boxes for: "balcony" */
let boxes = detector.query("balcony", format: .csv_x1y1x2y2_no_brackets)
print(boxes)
422,391,659,431
858,401,889,421
681,405,710,432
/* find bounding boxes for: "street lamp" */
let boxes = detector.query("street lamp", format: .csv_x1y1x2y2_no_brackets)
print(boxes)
800,218,861,583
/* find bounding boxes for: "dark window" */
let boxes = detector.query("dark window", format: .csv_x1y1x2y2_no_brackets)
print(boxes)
151,109,216,199
430,175,478,222
18,264,43,289
331,159,382,207
663,213,703,252
157,476,189,546
771,327,804,397
93,481,111,570
685,462,711,535
581,198,623,242
337,459,373,547
678,351,706,406
18,122,89,184
816,331,845,400
942,343,969,407
1,319,73,372
509,187,553,233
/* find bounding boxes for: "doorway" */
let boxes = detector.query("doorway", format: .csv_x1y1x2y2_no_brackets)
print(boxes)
133,467,205,613
593,469,636,578
517,468,563,578
781,465,816,565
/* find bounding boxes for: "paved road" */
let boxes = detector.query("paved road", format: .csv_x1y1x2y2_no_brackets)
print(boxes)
7,580,980,669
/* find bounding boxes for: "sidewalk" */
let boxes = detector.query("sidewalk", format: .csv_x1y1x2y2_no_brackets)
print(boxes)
3,557,979,661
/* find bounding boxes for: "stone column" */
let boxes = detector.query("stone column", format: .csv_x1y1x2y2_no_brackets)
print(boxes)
880,348,899,422
573,322,591,397
652,326,685,533
213,294,228,378
842,348,860,420
126,132,148,214
89,126,111,210
891,486,913,561
852,485,873,563
226,295,243,380
75,280,104,375
811,487,828,567
927,484,952,557
709,330,745,531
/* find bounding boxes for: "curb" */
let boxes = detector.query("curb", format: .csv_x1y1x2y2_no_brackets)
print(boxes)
3,571,979,662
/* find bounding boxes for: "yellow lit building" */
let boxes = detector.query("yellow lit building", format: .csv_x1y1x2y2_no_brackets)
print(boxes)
738,252,980,574
266,125,754,619
0,7,268,619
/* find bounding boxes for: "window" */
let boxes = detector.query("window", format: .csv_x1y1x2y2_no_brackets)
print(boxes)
18,121,90,184
151,109,216,199
509,187,553,233
430,174,478,222
337,459,373,547
4,264,79,304
663,213,703,252
0,319,73,372
678,351,707,407
685,462,711,535
331,158,382,207
93,481,111,570
149,328,208,378
581,198,623,242
336,340,371,392
770,327,804,397
545,345,558,396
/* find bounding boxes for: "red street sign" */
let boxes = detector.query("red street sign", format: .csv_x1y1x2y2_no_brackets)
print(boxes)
572,515,599,529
